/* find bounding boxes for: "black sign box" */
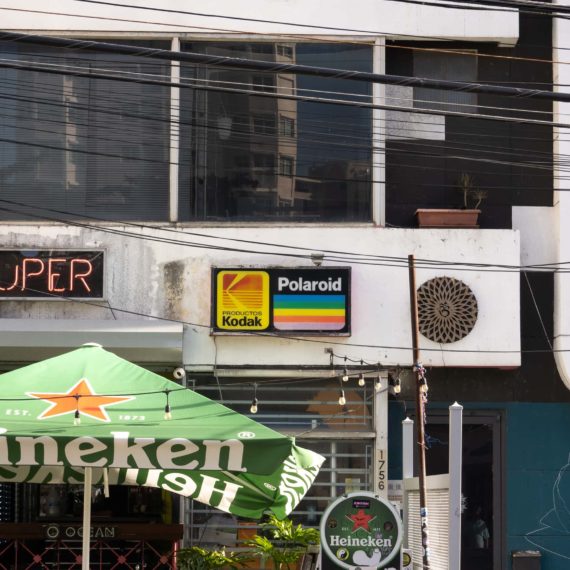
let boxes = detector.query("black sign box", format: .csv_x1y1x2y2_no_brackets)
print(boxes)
0,250,104,299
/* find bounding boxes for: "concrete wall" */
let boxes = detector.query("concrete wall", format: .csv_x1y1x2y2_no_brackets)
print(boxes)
0,225,520,369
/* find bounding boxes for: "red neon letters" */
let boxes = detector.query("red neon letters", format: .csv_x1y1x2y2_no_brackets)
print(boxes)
0,257,94,294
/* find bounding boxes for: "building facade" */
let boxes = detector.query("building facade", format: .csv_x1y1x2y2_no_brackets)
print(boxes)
0,0,565,568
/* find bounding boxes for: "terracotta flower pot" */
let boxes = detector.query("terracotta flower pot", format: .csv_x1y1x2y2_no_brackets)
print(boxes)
415,208,481,228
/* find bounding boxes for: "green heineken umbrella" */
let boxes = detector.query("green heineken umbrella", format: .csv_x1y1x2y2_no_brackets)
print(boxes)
0,344,324,569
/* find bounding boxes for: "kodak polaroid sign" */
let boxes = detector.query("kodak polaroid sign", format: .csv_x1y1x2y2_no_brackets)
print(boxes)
320,492,403,570
212,267,350,335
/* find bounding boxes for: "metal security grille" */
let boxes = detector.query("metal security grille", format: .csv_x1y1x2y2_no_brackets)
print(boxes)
187,377,375,546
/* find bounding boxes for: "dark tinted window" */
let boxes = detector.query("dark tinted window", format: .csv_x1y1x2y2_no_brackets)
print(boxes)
0,41,170,221
179,42,373,221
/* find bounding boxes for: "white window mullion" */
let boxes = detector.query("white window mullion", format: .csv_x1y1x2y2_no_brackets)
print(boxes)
372,37,386,226
169,37,181,222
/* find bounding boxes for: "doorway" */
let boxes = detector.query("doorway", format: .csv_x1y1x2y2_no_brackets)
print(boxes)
423,411,503,570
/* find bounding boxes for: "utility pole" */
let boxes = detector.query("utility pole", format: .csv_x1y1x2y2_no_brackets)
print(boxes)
408,254,430,570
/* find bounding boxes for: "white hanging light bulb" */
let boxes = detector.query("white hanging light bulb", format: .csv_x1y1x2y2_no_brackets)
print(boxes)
250,383,259,414
164,390,172,420
250,397,259,414
338,389,346,406
342,367,349,382
358,373,365,387
73,395,81,425
392,376,401,394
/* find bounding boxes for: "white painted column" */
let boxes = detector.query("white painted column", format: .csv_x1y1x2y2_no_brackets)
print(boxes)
448,402,463,570
402,417,414,480
553,2,570,390
374,372,389,498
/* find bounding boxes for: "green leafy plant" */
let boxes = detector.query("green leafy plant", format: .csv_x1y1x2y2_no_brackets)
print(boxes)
244,515,320,570
177,545,251,570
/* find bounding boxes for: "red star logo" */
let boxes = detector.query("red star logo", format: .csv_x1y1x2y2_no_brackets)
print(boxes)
28,379,134,422
347,509,376,533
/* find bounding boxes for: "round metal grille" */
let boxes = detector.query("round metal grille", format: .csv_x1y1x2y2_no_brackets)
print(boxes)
417,277,478,343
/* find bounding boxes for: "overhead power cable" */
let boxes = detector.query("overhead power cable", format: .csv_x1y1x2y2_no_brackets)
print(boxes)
0,32,563,103
66,0,570,30
0,56,562,137
66,0,509,34
410,0,570,16
1,1,565,60
0,276,557,356
0,21,560,71
384,0,570,20
0,69,561,156
0,197,568,274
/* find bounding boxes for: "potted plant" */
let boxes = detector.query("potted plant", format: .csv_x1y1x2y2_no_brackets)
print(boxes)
177,545,252,570
415,173,487,228
244,514,320,570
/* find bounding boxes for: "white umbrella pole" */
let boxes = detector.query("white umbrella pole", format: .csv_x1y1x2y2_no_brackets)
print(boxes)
82,466,93,570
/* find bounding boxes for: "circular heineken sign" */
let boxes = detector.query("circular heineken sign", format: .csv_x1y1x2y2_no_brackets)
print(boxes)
320,492,403,569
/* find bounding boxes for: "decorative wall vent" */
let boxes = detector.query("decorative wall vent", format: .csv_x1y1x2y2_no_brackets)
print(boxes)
417,277,478,343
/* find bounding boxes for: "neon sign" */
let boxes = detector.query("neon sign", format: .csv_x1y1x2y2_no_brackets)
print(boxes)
0,250,104,299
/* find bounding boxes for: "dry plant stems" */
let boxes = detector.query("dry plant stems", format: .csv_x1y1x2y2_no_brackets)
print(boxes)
458,173,487,209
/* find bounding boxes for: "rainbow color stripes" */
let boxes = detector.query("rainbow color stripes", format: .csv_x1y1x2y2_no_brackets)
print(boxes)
273,294,346,331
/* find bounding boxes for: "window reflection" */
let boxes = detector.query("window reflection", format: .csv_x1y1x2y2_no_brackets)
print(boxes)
0,41,170,221
180,42,372,221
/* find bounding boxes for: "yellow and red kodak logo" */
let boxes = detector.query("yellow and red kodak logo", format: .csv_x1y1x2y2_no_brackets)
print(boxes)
216,271,270,330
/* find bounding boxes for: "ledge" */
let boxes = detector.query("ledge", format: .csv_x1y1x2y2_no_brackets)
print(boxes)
0,319,183,365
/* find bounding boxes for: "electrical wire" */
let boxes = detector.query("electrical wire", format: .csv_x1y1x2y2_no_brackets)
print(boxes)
0,56,564,148
0,274,557,355
66,0,570,36
0,0,565,70
0,197,569,274
0,75,562,171
0,9,560,379
0,32,563,104
0,67,560,154
0,72,560,184
0,18,561,75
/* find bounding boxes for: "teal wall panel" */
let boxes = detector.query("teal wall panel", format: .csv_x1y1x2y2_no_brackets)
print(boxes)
507,403,570,570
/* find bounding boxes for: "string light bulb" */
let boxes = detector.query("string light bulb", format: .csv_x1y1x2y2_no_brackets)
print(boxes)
393,377,401,394
250,397,258,414
341,357,349,382
164,390,172,420
358,373,365,387
375,378,382,393
389,372,401,395
338,389,346,406
73,394,81,425
250,383,259,414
